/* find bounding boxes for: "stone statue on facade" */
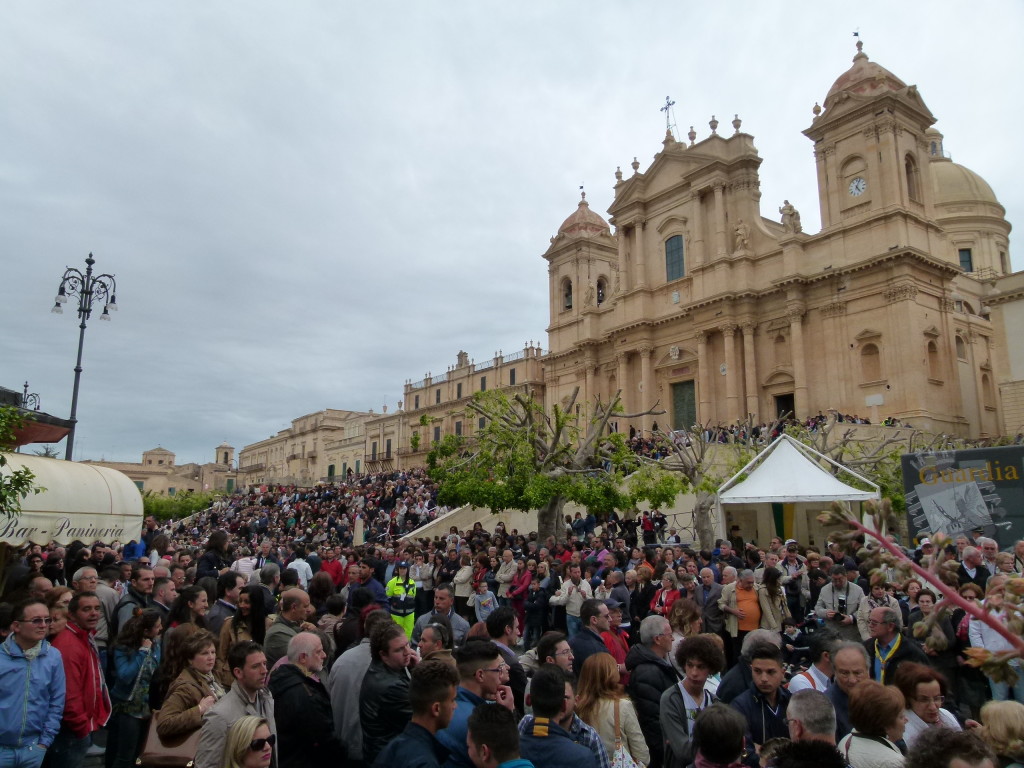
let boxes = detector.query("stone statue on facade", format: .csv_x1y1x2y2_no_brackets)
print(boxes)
584,283,595,307
733,219,750,251
779,200,802,233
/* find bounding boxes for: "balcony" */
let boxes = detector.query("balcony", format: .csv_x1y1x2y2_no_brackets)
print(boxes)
240,462,265,472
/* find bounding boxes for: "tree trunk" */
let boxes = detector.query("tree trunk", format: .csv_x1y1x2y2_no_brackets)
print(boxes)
538,496,566,545
693,491,717,551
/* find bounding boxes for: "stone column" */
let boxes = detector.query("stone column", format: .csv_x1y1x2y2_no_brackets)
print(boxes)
616,228,630,292
616,352,630,426
584,353,596,406
713,183,727,257
721,324,739,422
639,345,654,434
695,330,711,423
691,191,704,268
634,219,647,289
742,321,759,421
788,306,807,418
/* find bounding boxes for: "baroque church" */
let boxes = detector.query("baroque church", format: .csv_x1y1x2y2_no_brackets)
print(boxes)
542,42,1014,438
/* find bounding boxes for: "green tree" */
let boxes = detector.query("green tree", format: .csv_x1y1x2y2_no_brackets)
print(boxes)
427,388,673,543
632,419,772,550
141,489,221,522
0,407,44,521
0,406,46,594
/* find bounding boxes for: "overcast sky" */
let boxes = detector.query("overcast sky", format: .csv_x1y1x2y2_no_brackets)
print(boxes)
2,2,1021,464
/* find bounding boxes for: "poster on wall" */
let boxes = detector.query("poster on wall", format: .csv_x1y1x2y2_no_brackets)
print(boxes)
901,445,1024,548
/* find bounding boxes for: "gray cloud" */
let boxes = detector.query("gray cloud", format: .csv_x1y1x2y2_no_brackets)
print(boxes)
2,2,1020,463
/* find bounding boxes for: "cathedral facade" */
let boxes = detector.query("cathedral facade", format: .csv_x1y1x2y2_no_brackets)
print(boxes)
543,43,1014,438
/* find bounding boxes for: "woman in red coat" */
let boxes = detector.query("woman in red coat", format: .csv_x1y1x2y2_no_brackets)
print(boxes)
507,558,533,630
649,571,681,617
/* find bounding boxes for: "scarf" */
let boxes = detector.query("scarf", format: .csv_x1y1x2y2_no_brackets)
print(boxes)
21,639,43,661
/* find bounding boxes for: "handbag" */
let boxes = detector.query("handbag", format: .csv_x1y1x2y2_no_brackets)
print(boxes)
612,698,642,768
135,710,201,768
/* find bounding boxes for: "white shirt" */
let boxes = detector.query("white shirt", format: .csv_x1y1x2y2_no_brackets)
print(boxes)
787,663,831,693
903,707,961,749
287,558,313,588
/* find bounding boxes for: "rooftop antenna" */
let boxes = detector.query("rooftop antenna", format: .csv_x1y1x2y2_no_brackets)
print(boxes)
661,96,678,139
579,183,585,201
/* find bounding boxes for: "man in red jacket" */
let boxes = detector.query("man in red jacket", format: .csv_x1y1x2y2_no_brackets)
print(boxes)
49,592,111,768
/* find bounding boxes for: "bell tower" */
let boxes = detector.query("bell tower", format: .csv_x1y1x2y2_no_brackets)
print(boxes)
803,42,938,230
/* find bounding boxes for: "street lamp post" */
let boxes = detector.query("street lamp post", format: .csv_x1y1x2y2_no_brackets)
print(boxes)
51,252,117,461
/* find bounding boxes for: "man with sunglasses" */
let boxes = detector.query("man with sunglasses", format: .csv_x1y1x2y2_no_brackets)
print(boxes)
436,639,514,768
195,641,277,768
0,599,66,767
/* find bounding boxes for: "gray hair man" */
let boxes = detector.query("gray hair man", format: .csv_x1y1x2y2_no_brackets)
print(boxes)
625,615,678,768
787,688,837,744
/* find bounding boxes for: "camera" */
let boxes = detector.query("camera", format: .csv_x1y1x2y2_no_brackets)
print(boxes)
835,594,847,617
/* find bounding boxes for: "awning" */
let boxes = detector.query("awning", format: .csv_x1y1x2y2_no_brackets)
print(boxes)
717,434,880,504
0,453,143,546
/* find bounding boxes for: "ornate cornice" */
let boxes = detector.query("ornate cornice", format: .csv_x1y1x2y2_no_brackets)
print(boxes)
820,302,847,317
883,283,919,302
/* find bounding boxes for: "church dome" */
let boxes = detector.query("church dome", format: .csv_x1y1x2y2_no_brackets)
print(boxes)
557,193,610,236
823,42,906,110
930,159,999,206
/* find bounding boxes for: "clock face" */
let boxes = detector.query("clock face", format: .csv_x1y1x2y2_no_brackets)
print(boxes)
849,177,867,197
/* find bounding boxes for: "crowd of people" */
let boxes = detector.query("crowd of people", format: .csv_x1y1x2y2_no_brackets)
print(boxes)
1,471,1022,768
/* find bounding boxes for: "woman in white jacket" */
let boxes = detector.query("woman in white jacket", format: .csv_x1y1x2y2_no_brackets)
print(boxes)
576,652,650,767
837,680,907,768
968,585,1024,701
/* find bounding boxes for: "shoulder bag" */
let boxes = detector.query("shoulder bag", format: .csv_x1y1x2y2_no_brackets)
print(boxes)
612,698,642,768
135,709,201,768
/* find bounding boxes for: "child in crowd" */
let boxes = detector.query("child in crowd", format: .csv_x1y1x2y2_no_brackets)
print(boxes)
780,617,808,667
523,576,546,650
468,578,497,623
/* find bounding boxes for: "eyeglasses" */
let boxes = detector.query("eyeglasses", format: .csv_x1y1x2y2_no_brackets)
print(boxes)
20,617,53,626
481,663,510,675
834,669,867,679
915,695,945,706
248,734,277,751
866,619,893,627
555,648,574,657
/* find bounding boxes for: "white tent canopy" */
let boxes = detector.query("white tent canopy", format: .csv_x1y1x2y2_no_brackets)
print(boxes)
0,453,143,546
717,433,880,505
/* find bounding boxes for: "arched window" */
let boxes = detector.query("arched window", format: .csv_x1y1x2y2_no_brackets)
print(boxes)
927,340,940,380
905,154,920,201
861,343,881,381
955,336,967,360
596,278,607,305
562,279,573,310
665,235,685,281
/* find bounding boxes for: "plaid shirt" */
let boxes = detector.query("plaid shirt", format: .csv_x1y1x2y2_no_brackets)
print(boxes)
518,713,610,768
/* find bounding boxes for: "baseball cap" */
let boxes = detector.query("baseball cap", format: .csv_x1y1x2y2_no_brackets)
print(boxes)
603,599,622,610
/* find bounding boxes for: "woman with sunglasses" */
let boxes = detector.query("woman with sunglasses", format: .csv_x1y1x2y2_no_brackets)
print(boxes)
222,715,274,768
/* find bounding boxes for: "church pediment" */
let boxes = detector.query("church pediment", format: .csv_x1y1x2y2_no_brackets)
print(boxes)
855,328,882,342
656,346,697,367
